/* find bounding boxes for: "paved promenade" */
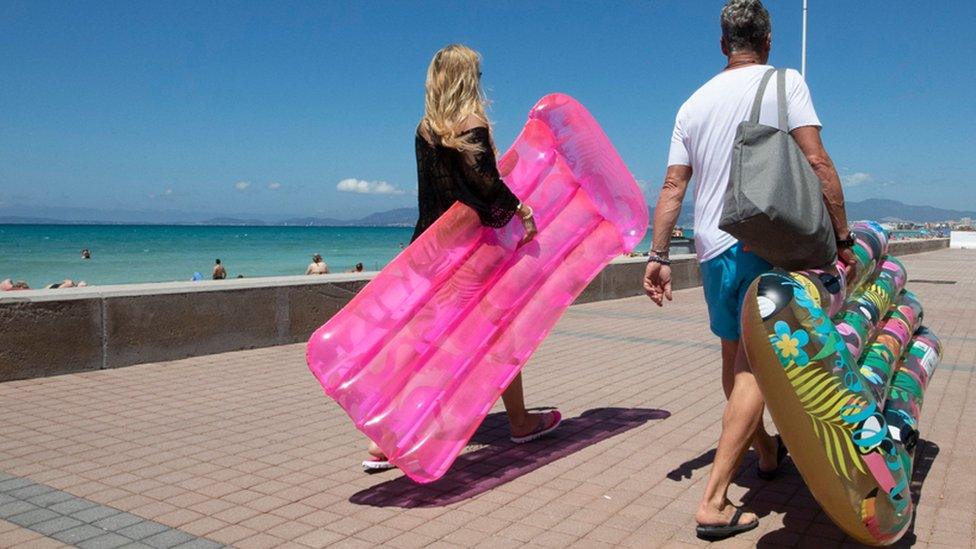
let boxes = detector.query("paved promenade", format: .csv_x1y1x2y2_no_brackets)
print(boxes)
1,248,973,548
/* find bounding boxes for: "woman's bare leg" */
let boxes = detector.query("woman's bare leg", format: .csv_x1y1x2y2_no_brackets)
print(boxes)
366,372,551,457
367,440,385,459
501,372,547,437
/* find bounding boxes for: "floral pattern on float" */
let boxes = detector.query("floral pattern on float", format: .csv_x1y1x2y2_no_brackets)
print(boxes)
741,220,942,546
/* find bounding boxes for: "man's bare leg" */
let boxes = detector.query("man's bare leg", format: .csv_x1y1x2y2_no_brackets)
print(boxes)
721,338,777,470
697,344,766,525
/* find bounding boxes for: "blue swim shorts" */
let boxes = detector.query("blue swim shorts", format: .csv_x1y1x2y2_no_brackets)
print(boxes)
700,243,772,341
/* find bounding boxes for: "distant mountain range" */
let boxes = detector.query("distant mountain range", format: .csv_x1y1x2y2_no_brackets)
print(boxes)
1,199,973,227
844,199,976,223
667,198,975,226
0,207,421,227
203,208,419,227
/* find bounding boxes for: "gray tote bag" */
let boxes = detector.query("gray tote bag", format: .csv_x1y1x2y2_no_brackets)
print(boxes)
719,68,836,270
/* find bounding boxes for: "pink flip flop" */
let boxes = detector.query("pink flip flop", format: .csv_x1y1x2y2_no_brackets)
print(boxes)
510,410,562,444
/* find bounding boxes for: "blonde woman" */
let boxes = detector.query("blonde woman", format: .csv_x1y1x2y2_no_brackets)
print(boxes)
363,44,561,472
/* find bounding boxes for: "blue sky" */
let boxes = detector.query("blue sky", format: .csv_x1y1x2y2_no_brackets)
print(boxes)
1,1,974,221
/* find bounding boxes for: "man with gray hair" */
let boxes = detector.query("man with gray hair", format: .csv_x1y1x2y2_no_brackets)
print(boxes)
643,0,855,539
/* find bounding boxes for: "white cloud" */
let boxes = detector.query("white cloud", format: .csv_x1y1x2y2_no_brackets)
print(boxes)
234,181,251,191
635,178,652,194
336,178,405,195
149,187,175,199
267,182,282,190
842,172,873,187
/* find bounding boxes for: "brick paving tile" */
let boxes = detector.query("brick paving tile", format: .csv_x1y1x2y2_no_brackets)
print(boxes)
7,508,60,528
89,512,143,531
265,519,316,540
0,247,973,548
170,540,222,549
384,531,439,549
357,523,405,544
410,519,458,539
211,505,261,525
10,538,72,549
48,524,106,545
292,528,345,548
205,523,255,545
233,532,285,549
140,528,196,548
237,512,286,533
153,508,205,528
30,516,84,536
115,520,171,541
47,498,98,516
0,520,47,546
75,532,134,549
293,509,342,528
179,516,228,538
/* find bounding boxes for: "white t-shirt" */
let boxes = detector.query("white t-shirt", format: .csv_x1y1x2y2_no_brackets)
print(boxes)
667,65,821,262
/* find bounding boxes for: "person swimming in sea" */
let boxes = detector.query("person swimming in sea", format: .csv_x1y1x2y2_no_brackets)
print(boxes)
306,254,329,275
213,259,227,280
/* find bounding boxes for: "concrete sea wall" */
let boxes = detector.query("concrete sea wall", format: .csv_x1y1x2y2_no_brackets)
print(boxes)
0,238,949,381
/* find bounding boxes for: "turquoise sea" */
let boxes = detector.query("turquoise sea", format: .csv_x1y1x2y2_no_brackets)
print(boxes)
0,225,415,288
1,224,662,288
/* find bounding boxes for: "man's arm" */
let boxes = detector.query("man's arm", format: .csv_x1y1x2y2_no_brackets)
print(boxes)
790,126,850,238
644,165,692,306
652,165,693,253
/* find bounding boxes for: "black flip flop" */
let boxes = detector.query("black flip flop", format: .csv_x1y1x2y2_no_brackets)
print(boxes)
757,434,788,480
696,508,759,540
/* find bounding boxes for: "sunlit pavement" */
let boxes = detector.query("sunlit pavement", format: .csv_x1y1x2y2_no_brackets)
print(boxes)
1,248,973,548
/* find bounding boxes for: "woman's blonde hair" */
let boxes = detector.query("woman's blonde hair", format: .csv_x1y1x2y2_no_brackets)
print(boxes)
421,44,489,153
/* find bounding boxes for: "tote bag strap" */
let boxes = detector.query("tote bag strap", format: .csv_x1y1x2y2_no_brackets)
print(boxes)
775,68,788,131
748,68,777,124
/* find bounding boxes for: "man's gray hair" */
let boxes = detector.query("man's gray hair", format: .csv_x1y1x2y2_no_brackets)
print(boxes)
721,0,771,52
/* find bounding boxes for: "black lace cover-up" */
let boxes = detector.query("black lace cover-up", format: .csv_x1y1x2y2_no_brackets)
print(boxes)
411,126,520,242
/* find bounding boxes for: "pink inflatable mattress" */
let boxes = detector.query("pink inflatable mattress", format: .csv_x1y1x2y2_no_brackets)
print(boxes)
307,94,647,482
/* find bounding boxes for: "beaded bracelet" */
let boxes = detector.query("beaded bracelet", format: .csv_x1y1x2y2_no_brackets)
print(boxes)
647,255,672,266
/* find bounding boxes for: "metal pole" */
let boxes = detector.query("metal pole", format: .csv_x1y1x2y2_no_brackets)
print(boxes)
801,0,808,77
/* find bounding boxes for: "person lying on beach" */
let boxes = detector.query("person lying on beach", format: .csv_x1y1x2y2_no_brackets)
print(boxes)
363,43,560,473
46,279,87,289
1,279,30,291
306,254,329,275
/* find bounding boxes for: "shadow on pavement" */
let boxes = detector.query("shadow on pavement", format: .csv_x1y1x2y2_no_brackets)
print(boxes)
349,407,670,508
755,439,941,547
666,448,716,481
